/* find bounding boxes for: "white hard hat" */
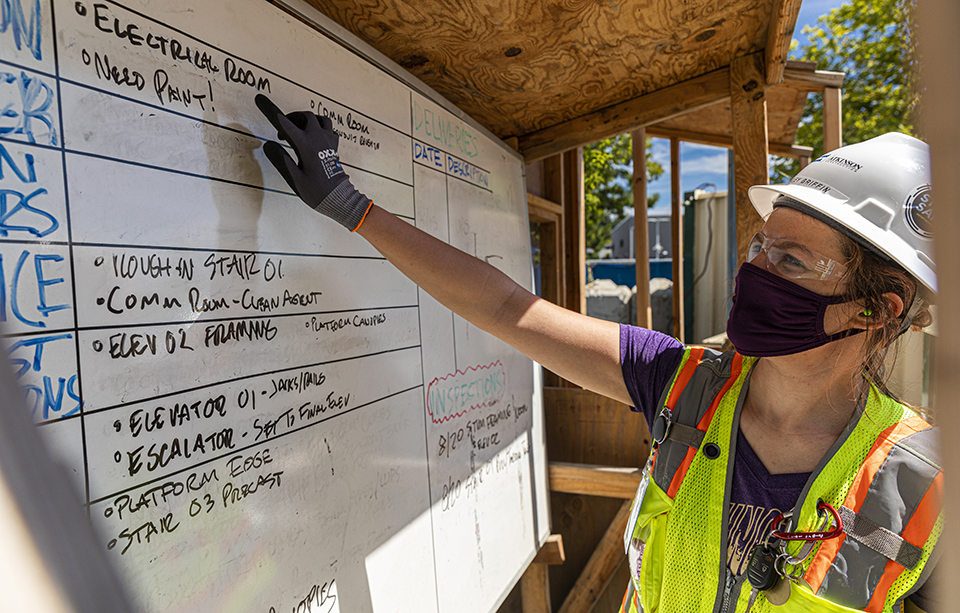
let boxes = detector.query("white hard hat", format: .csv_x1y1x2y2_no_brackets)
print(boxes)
749,133,936,295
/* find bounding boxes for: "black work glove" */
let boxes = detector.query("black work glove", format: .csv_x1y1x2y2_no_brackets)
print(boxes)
255,94,373,231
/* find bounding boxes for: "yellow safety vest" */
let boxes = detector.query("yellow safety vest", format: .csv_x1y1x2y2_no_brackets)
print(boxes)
620,347,942,613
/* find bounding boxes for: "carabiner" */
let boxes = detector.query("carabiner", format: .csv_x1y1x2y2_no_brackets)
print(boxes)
770,501,843,542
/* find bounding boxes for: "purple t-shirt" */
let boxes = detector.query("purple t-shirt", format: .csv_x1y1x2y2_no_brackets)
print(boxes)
618,324,936,608
620,324,810,574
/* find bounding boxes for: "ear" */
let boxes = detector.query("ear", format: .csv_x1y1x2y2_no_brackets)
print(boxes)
849,292,904,330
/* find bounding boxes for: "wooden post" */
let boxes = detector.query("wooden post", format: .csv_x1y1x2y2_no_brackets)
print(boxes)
669,137,684,341
521,564,551,613
632,128,652,328
823,87,842,153
730,53,770,266
544,155,567,310
798,154,811,170
563,148,586,315
917,0,960,606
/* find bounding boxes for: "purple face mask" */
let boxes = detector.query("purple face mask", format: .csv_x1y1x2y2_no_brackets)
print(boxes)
726,262,863,357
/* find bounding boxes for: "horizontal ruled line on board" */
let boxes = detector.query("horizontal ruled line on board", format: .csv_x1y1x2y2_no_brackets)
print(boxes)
0,221,415,254
0,57,57,80
81,342,423,417
77,0,410,141
75,303,419,334
56,78,415,192
84,382,425,507
0,304,420,342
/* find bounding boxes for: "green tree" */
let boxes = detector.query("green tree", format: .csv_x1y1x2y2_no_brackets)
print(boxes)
584,134,663,257
772,0,918,182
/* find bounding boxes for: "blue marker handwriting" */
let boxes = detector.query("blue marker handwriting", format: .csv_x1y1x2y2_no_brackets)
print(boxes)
0,70,58,145
8,334,81,420
1,0,42,61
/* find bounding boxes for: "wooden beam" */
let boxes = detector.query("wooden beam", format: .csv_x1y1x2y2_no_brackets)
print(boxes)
527,192,564,217
521,563,551,613
632,128,652,329
730,53,770,266
541,155,565,386
549,462,643,499
532,534,566,565
917,0,960,603
823,87,843,153
670,137,684,341
544,155,566,308
563,149,586,315
765,0,804,85
645,125,813,158
529,207,559,225
518,68,732,162
782,64,846,92
557,500,633,613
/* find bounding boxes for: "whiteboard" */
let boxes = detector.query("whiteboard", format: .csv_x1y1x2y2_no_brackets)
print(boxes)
0,0,550,611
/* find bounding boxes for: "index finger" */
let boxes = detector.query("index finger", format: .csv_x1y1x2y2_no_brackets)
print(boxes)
255,94,304,146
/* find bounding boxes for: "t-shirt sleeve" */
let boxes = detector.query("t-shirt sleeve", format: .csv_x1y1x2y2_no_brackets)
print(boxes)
619,324,685,429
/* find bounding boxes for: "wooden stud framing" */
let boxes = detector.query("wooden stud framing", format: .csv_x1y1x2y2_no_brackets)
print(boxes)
528,193,563,319
670,137,684,341
765,0,804,85
632,128,652,329
730,53,770,266
533,535,567,566
528,193,564,218
521,535,565,613
823,87,842,153
556,500,633,613
543,155,567,310
521,564,552,613
644,126,812,159
562,149,586,315
549,462,643,499
782,64,845,91
518,68,732,161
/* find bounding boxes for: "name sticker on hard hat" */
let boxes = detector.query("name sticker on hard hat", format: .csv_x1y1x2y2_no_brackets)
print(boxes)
904,184,933,239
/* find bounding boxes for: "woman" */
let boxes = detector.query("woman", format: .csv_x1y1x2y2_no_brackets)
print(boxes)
254,95,940,613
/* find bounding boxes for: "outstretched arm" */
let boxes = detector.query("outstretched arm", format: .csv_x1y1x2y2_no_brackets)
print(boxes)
254,95,631,404
357,205,631,404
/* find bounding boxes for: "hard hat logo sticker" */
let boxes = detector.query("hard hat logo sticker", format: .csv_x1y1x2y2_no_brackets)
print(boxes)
904,185,933,239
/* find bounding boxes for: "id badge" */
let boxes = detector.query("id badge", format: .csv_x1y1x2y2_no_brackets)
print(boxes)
623,469,650,554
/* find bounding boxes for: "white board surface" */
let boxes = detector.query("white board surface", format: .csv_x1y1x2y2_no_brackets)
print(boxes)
0,1,550,611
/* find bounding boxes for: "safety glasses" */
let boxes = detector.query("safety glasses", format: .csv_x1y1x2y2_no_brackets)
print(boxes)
747,232,848,281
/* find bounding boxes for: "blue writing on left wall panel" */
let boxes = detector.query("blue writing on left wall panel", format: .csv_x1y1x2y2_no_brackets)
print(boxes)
0,70,58,145
8,334,82,420
0,0,43,61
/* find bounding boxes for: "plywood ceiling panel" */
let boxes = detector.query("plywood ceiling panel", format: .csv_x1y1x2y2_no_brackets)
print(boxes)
306,0,775,139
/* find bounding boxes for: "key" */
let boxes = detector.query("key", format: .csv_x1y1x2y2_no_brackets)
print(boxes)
746,543,779,591
765,575,792,606
744,587,759,613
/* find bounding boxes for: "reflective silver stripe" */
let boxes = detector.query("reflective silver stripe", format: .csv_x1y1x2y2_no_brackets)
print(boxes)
650,348,736,492
819,426,940,608
839,506,923,570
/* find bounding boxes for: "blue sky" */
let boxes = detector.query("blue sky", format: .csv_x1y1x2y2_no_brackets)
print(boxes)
642,0,845,215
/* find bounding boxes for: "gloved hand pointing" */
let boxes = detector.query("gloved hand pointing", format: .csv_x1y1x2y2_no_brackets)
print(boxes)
255,94,373,232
